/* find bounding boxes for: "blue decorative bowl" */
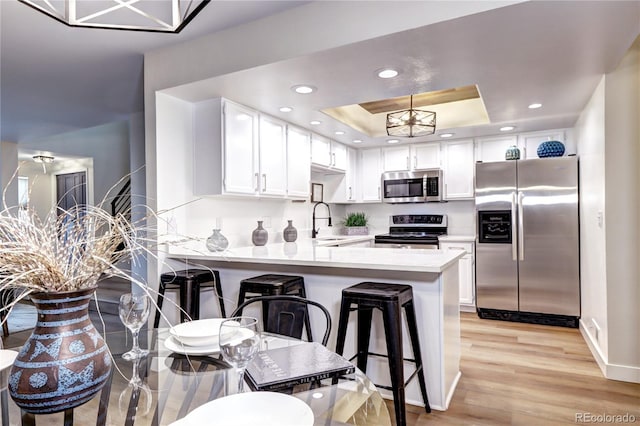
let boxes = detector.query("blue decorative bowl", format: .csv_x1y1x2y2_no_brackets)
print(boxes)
537,140,565,158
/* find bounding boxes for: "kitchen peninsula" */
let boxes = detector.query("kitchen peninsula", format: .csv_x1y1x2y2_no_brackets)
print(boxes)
165,240,464,411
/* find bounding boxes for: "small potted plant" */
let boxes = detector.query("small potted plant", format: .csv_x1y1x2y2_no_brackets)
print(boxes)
342,212,369,236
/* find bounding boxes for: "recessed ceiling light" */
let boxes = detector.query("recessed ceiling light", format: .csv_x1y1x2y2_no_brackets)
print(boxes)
439,133,454,138
376,68,399,79
528,103,542,109
335,131,345,135
292,85,316,94
500,126,515,132
352,139,363,144
279,106,293,112
387,139,400,144
310,120,322,126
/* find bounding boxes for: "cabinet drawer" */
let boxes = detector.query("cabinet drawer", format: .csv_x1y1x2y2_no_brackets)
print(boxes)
440,241,474,255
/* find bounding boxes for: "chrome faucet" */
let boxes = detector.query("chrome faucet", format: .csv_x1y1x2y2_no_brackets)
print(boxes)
312,202,332,238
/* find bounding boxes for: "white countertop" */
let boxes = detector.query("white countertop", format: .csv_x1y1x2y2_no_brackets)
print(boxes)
167,239,464,274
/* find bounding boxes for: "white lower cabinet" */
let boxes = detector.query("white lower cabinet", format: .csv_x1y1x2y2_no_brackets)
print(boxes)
439,240,475,310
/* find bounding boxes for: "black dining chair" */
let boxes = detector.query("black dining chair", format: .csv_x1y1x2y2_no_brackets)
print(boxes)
230,295,332,346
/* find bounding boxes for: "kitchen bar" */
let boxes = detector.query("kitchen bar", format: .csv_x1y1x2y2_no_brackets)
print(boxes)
165,241,465,411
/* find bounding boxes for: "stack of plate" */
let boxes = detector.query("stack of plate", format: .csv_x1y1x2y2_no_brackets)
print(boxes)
164,318,226,355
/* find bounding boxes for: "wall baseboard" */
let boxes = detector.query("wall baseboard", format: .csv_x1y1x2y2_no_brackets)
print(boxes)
580,319,640,384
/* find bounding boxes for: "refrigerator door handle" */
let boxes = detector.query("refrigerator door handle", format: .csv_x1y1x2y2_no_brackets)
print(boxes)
511,191,517,261
518,191,525,261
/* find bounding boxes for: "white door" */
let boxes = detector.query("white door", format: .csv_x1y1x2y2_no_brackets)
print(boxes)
412,143,440,170
259,115,287,196
223,101,258,194
287,126,311,198
383,146,410,171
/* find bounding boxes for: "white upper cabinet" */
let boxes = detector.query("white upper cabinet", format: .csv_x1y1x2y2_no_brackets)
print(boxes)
331,141,348,172
258,115,287,196
311,135,347,172
412,143,441,170
223,100,259,195
442,139,475,200
382,146,410,172
360,148,382,202
518,129,567,159
383,143,440,172
475,135,518,163
193,98,297,199
286,126,311,198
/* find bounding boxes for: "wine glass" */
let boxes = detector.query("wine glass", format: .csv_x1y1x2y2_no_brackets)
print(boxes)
118,356,152,418
119,293,149,361
219,316,260,393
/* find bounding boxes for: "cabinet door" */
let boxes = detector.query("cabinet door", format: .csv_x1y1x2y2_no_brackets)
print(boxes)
345,147,357,201
223,101,258,194
286,126,311,198
442,139,475,199
331,141,347,172
311,134,332,168
459,255,474,305
518,130,566,159
259,115,287,196
383,146,410,171
440,242,475,307
412,143,441,170
475,135,518,163
360,148,382,202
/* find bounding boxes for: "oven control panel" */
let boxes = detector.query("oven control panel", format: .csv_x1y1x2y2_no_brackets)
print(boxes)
390,214,447,227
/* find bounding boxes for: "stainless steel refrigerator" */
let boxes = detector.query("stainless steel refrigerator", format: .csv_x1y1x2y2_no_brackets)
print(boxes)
475,156,580,327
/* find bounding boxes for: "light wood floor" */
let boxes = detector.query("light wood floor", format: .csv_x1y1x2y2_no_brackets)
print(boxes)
388,312,640,426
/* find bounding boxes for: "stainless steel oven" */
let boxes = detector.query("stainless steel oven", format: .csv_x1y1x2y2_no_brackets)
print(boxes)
381,170,443,203
374,214,447,249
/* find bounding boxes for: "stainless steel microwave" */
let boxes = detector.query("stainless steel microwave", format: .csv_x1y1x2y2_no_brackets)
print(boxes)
381,169,443,203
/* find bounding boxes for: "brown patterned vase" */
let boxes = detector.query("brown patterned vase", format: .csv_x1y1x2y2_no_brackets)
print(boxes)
8,287,112,414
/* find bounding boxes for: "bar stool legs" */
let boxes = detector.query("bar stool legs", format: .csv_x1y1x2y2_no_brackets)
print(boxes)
335,282,430,426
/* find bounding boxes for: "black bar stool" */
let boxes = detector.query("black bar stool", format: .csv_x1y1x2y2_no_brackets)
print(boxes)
335,282,430,426
236,274,312,342
153,269,226,327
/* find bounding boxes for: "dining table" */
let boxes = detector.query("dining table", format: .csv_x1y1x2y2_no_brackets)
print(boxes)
2,329,391,426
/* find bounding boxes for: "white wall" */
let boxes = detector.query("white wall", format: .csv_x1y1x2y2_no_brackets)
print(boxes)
21,121,130,206
575,78,608,359
603,36,639,381
0,141,19,209
576,37,640,383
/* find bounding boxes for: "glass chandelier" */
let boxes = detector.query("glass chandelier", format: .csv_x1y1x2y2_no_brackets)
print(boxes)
18,0,210,33
386,95,436,137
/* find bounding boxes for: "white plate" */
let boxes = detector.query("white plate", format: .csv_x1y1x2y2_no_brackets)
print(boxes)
0,350,18,371
171,392,314,426
163,335,220,355
169,318,226,347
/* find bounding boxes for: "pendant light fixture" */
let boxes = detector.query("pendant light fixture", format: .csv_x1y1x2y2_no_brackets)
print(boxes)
386,95,436,138
18,0,210,33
